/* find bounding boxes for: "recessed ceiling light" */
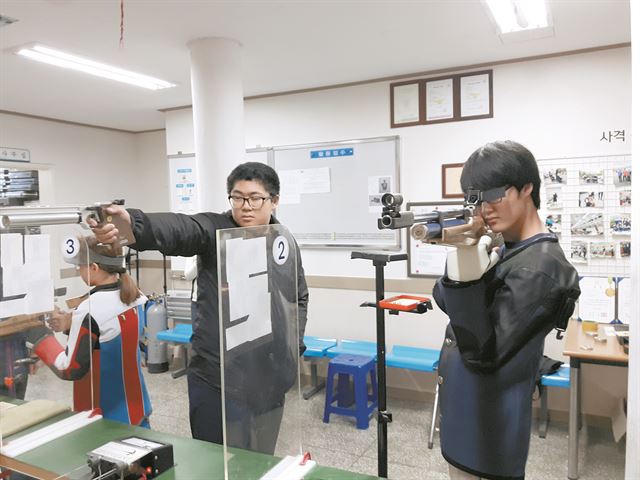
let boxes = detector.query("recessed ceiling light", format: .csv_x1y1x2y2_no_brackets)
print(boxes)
484,0,553,43
15,44,176,91
485,0,549,33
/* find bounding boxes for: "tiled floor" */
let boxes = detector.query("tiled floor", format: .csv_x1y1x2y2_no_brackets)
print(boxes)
24,366,626,479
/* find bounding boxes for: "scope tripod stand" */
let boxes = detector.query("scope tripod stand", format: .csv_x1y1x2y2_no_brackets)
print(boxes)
351,250,432,478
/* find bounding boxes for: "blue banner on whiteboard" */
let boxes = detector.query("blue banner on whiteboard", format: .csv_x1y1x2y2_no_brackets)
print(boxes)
310,148,354,159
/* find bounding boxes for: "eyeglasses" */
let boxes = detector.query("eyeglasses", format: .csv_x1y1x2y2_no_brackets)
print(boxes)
464,185,511,207
228,195,272,209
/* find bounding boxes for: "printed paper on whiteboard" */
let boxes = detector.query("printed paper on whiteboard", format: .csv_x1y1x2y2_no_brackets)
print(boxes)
279,169,302,205
368,175,393,213
300,167,331,194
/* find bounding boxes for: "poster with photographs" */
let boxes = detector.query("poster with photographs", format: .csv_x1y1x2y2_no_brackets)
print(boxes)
619,190,631,207
570,241,588,263
612,166,631,186
545,186,562,209
609,214,631,235
539,154,631,277
542,167,567,185
579,170,604,185
619,241,631,258
578,191,604,208
544,214,562,234
589,242,616,259
571,213,604,236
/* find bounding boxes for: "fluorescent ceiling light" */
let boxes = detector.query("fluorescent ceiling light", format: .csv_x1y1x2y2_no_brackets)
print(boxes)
16,45,175,90
485,0,549,34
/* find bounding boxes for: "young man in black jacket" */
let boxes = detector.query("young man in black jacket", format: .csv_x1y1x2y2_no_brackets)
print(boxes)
434,141,580,480
91,162,308,455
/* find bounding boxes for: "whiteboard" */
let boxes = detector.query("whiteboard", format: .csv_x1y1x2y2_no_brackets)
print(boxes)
271,137,400,248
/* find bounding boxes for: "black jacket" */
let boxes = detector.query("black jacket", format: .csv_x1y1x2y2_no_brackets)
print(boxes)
128,209,309,395
433,234,580,480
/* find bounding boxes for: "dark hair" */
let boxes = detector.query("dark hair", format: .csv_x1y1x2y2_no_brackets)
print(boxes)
460,140,541,209
84,237,140,305
226,162,280,197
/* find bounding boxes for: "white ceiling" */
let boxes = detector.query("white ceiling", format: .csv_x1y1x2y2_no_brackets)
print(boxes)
0,0,631,132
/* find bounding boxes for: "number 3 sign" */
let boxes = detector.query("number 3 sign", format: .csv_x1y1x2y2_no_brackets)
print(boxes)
62,236,80,260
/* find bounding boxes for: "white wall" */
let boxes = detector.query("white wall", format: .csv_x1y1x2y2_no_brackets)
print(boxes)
0,114,168,210
0,114,138,204
164,47,631,416
0,113,169,288
131,130,170,212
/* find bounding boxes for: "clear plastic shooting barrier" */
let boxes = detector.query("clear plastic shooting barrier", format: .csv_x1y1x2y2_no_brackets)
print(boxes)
218,224,314,480
0,206,101,478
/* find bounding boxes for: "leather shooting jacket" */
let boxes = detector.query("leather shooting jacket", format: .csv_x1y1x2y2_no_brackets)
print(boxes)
433,233,580,480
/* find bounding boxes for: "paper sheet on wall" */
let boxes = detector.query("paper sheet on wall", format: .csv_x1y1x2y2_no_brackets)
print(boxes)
279,169,302,205
577,276,616,322
616,277,631,324
300,167,331,194
169,155,198,271
460,74,490,117
412,243,454,276
426,78,454,121
367,175,393,213
169,158,198,214
393,83,420,123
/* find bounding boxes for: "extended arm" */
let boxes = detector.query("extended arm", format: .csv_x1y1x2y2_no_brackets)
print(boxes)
90,204,215,257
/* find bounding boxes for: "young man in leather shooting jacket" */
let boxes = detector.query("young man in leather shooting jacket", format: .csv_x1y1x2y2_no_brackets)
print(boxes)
433,140,580,480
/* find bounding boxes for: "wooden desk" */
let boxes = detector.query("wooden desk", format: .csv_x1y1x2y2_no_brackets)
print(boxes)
562,319,628,480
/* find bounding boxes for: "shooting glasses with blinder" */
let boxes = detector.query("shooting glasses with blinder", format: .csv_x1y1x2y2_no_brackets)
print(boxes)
464,185,510,207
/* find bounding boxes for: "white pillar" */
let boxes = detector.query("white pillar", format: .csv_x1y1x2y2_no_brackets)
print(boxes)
625,3,638,479
188,37,245,213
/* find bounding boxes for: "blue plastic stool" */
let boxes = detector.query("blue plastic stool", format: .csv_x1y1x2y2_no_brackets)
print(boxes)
538,363,572,438
323,354,378,430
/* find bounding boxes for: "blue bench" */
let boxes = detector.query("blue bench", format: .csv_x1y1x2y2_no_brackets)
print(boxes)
157,323,193,379
386,345,441,448
538,363,572,438
302,336,337,400
326,339,377,359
